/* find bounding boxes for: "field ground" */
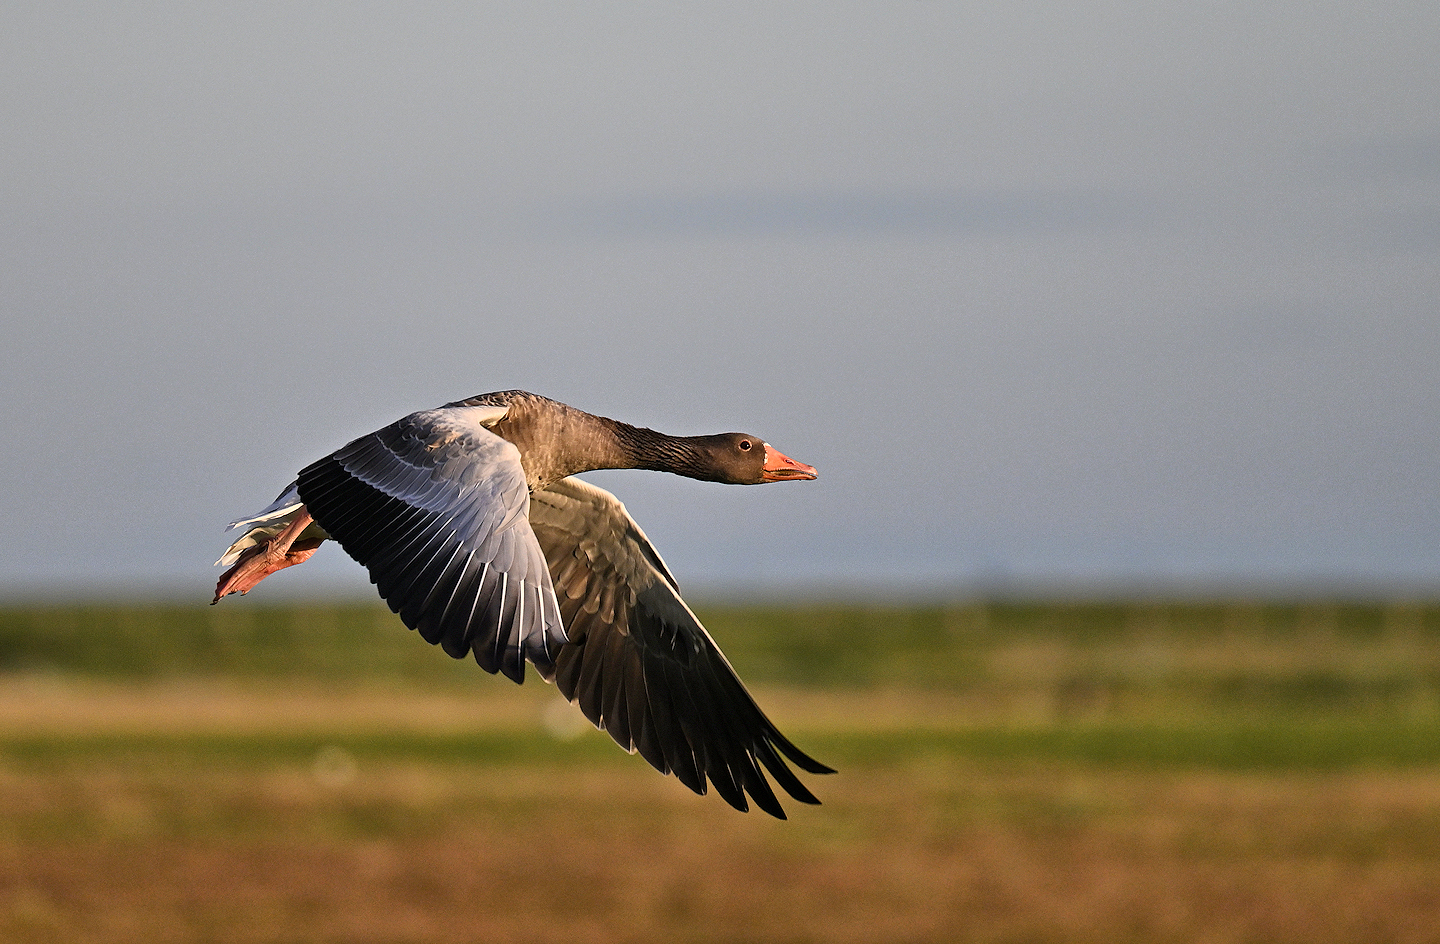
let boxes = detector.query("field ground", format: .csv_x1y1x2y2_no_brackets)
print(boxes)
2,600,1440,942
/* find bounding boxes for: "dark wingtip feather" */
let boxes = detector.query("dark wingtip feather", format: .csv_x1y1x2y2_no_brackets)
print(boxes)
772,736,837,776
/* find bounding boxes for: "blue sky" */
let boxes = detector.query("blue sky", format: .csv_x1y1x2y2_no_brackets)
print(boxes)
3,3,1438,597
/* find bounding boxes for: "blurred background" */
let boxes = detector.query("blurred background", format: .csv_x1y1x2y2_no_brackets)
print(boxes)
2,3,1439,942
4,1,1438,598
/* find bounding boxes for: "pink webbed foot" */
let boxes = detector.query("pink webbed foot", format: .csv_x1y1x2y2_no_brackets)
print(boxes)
212,540,322,603
212,507,322,604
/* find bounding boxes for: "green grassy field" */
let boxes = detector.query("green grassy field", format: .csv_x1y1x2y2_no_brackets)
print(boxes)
2,600,1440,943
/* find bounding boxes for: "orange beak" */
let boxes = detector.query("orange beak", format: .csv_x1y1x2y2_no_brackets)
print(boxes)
761,444,818,482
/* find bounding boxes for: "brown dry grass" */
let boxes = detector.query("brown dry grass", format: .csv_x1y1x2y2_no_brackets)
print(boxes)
3,682,1440,943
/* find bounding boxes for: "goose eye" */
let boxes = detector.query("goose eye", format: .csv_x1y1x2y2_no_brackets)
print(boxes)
739,440,752,451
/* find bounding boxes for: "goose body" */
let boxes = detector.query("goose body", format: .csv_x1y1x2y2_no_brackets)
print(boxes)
214,390,829,817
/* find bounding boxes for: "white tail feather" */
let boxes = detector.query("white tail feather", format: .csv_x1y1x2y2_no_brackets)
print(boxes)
216,482,326,566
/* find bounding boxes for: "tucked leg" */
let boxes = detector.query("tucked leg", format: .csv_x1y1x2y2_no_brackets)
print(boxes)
212,507,323,603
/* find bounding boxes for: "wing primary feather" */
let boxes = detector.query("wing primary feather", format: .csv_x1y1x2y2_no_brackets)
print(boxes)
752,739,822,806
361,511,445,580
638,654,702,790
684,659,759,813
469,565,507,675
526,582,560,680
414,542,472,655
623,640,657,763
652,671,707,795
438,558,486,647
763,730,837,775
485,572,513,680
573,624,609,729
692,656,788,815
457,560,501,667
371,520,452,610
656,655,734,804
398,533,463,637
600,627,634,752
499,578,527,684
426,550,480,656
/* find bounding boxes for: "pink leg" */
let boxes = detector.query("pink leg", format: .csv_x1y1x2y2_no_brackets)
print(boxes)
212,507,324,604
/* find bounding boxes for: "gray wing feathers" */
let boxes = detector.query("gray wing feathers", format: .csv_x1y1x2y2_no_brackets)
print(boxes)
295,405,564,683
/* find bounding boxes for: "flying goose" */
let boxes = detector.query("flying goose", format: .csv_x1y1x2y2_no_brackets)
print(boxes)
214,390,830,817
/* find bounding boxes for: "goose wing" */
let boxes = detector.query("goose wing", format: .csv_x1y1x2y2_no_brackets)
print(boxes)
529,475,833,818
295,404,565,683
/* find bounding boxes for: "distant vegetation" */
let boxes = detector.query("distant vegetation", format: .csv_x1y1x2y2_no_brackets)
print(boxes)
3,599,1438,722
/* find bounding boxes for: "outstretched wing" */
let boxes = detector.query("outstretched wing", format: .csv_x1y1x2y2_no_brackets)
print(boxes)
295,404,565,683
529,476,833,818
